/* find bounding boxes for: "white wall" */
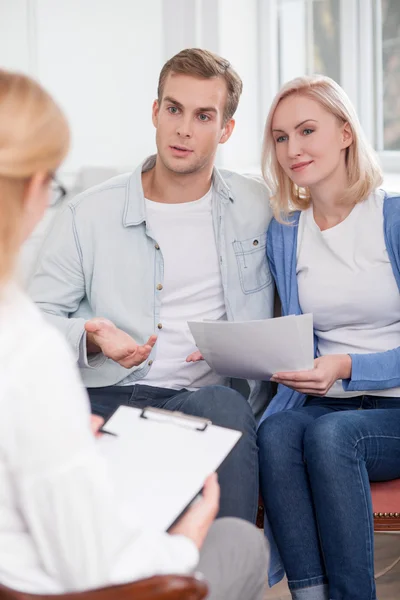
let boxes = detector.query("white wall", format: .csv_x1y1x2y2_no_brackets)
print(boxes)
36,0,163,173
278,0,306,84
0,0,32,72
0,0,164,180
216,0,260,170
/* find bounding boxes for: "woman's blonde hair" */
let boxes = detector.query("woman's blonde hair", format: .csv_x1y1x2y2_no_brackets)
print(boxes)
0,69,69,281
261,74,383,221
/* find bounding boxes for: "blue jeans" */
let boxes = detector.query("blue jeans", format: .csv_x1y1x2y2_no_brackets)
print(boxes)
88,383,258,523
258,395,400,600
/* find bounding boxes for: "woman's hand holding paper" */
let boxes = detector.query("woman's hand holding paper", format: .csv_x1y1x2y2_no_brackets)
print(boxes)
271,354,352,396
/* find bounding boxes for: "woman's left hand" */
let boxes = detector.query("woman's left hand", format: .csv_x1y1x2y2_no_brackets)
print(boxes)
90,415,105,437
271,354,352,396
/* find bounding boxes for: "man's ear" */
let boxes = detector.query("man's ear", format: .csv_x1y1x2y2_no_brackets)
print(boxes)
152,99,160,128
219,118,235,145
342,122,353,149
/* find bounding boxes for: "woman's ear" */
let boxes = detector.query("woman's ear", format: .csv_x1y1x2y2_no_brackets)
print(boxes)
342,122,353,149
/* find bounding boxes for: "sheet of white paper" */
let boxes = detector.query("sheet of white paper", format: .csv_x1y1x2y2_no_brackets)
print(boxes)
98,406,242,532
188,314,314,380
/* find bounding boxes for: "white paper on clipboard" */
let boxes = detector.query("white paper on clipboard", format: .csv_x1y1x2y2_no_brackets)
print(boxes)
98,405,242,531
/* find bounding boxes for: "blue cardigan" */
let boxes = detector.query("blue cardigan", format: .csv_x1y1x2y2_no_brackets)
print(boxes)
259,191,400,587
261,191,400,421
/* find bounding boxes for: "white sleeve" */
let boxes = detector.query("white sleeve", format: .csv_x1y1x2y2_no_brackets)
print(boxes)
5,328,199,591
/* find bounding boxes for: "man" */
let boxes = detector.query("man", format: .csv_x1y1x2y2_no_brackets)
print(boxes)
30,48,274,523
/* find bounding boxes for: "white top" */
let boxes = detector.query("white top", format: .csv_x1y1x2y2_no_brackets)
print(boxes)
138,188,227,390
0,284,198,593
297,189,400,397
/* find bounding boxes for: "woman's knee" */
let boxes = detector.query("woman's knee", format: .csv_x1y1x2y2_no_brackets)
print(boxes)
303,412,356,467
258,410,313,464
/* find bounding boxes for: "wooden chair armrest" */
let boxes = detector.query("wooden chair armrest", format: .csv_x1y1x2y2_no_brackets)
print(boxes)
0,575,209,600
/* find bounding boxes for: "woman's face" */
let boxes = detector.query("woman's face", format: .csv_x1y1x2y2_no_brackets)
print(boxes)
271,94,352,189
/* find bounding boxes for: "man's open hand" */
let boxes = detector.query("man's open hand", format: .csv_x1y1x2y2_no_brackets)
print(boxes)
85,318,157,369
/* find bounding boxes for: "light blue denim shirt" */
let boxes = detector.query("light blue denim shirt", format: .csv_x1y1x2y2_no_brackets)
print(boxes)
30,156,274,417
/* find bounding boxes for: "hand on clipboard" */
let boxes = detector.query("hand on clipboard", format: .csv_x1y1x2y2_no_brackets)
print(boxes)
169,473,220,550
90,415,105,437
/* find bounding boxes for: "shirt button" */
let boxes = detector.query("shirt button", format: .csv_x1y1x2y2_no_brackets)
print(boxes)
157,323,163,329
253,239,259,246
155,243,160,250
148,359,153,366
156,283,163,291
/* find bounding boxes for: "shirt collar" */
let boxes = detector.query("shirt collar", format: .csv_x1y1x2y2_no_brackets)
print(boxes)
123,155,234,227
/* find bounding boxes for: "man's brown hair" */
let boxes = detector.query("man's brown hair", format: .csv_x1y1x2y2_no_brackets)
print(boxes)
157,48,243,124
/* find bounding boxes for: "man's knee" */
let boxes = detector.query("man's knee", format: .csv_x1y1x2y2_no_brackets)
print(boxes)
87,386,124,419
187,385,256,430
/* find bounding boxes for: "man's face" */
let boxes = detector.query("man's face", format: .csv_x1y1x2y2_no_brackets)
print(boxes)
152,73,235,175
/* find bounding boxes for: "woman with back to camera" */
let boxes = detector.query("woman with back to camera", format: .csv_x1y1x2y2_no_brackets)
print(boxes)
0,68,268,599
258,74,400,600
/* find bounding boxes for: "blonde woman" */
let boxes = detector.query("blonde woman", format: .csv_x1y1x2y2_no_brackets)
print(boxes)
258,74,400,600
0,69,268,598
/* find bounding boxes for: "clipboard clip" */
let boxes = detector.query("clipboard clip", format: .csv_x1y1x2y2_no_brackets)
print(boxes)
140,407,211,432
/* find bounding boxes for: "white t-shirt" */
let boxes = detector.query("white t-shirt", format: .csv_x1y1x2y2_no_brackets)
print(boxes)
139,188,227,390
297,189,400,397
0,284,198,593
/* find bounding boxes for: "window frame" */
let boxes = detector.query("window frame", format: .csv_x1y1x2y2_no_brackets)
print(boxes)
261,0,400,172
342,0,400,170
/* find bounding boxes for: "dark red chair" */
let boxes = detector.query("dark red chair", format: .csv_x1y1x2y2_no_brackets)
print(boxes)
257,479,400,532
371,479,400,531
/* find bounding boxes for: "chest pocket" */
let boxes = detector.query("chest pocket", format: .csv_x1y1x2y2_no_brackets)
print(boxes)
233,232,271,294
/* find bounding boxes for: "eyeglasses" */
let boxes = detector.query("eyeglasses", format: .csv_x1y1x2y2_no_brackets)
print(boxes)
50,175,67,205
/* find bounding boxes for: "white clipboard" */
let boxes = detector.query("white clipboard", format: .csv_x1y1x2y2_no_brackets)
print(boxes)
97,405,242,531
